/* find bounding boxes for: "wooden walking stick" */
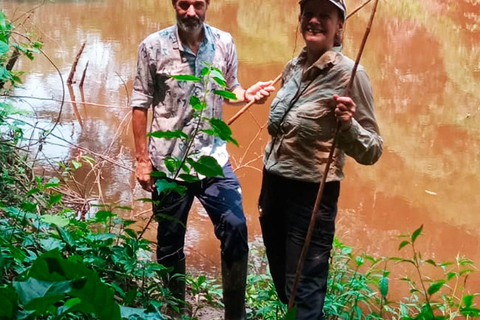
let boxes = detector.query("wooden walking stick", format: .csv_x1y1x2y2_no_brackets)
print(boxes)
287,0,381,311
226,0,374,126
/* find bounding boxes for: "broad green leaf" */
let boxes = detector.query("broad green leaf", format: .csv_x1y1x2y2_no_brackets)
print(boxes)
213,89,237,100
0,286,18,319
0,11,6,30
187,156,224,177
48,193,63,206
56,226,76,248
461,307,480,316
398,240,410,250
155,179,187,196
463,295,475,308
13,278,77,307
427,280,445,296
411,225,423,243
95,210,115,222
189,96,205,111
164,157,180,173
45,177,61,188
41,214,69,227
213,76,227,88
379,276,389,297
0,236,26,262
148,130,189,140
200,67,210,76
206,118,239,146
170,74,201,82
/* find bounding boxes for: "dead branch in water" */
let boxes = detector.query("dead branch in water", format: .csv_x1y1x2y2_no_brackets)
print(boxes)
79,61,89,88
67,42,86,85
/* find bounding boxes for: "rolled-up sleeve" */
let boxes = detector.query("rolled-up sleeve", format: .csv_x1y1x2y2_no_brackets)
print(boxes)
338,69,383,165
224,38,240,92
131,41,155,109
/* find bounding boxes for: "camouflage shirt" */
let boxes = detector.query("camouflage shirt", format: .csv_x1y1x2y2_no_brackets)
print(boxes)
131,24,240,177
264,48,383,183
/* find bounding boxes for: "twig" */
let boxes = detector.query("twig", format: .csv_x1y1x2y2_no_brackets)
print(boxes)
288,0,381,310
346,0,373,20
67,42,86,85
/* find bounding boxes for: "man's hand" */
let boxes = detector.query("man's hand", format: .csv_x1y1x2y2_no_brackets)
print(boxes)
333,94,356,131
136,158,155,192
245,81,276,104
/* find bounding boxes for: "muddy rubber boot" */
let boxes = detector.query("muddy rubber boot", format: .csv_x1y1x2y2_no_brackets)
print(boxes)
221,255,248,320
163,258,186,317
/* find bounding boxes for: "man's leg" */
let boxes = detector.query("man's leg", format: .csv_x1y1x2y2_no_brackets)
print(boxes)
153,185,195,313
197,162,248,320
258,169,288,304
284,181,340,320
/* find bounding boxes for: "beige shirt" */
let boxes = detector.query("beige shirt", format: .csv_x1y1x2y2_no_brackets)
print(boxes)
264,48,383,183
131,24,240,177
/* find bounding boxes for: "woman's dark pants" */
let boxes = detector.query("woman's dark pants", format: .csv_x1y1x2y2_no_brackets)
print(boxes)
259,169,340,320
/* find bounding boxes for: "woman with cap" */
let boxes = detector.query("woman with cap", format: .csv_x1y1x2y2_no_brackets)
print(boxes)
258,0,383,318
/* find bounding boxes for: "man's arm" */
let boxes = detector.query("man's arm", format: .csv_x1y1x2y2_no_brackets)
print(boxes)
132,108,154,192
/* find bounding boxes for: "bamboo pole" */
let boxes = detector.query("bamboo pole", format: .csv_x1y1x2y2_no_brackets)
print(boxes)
287,0,381,311
67,42,86,85
226,0,374,126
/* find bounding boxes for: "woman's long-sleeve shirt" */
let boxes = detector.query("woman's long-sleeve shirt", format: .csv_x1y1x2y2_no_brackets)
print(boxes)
264,48,383,183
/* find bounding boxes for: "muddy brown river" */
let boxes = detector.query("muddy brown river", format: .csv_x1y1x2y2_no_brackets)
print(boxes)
3,0,480,292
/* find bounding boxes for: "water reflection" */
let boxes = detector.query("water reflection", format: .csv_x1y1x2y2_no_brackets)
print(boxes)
3,0,480,283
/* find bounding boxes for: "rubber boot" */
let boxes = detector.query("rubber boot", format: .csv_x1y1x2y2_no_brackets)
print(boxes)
221,255,248,320
163,258,186,317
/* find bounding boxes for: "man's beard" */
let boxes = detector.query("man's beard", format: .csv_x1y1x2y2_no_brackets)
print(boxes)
177,17,203,33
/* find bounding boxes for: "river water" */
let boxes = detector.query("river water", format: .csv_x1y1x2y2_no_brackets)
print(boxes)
3,0,480,288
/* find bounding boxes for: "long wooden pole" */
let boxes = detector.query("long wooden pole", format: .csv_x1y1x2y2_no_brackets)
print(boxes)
287,0,381,311
226,0,374,126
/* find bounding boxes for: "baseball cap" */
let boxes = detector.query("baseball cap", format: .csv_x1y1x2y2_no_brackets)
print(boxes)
299,0,347,20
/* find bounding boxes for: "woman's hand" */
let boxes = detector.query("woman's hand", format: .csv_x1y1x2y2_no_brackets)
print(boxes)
333,94,356,131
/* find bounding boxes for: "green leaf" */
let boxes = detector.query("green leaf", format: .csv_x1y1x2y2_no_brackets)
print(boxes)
427,280,446,296
461,307,480,316
213,89,237,100
48,193,63,206
41,214,69,227
71,160,82,169
0,41,9,56
155,179,187,196
170,74,201,82
425,259,436,266
190,96,205,111
213,76,227,88
178,173,200,183
0,11,6,30
187,156,224,177
379,276,389,297
45,177,61,188
411,225,423,243
0,286,18,319
148,130,189,140
399,240,410,250
205,118,239,146
463,295,475,308
56,226,76,248
95,210,115,222
164,157,180,173
200,67,210,76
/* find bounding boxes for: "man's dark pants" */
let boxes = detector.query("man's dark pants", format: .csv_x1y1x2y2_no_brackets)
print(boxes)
259,169,340,320
153,162,248,319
